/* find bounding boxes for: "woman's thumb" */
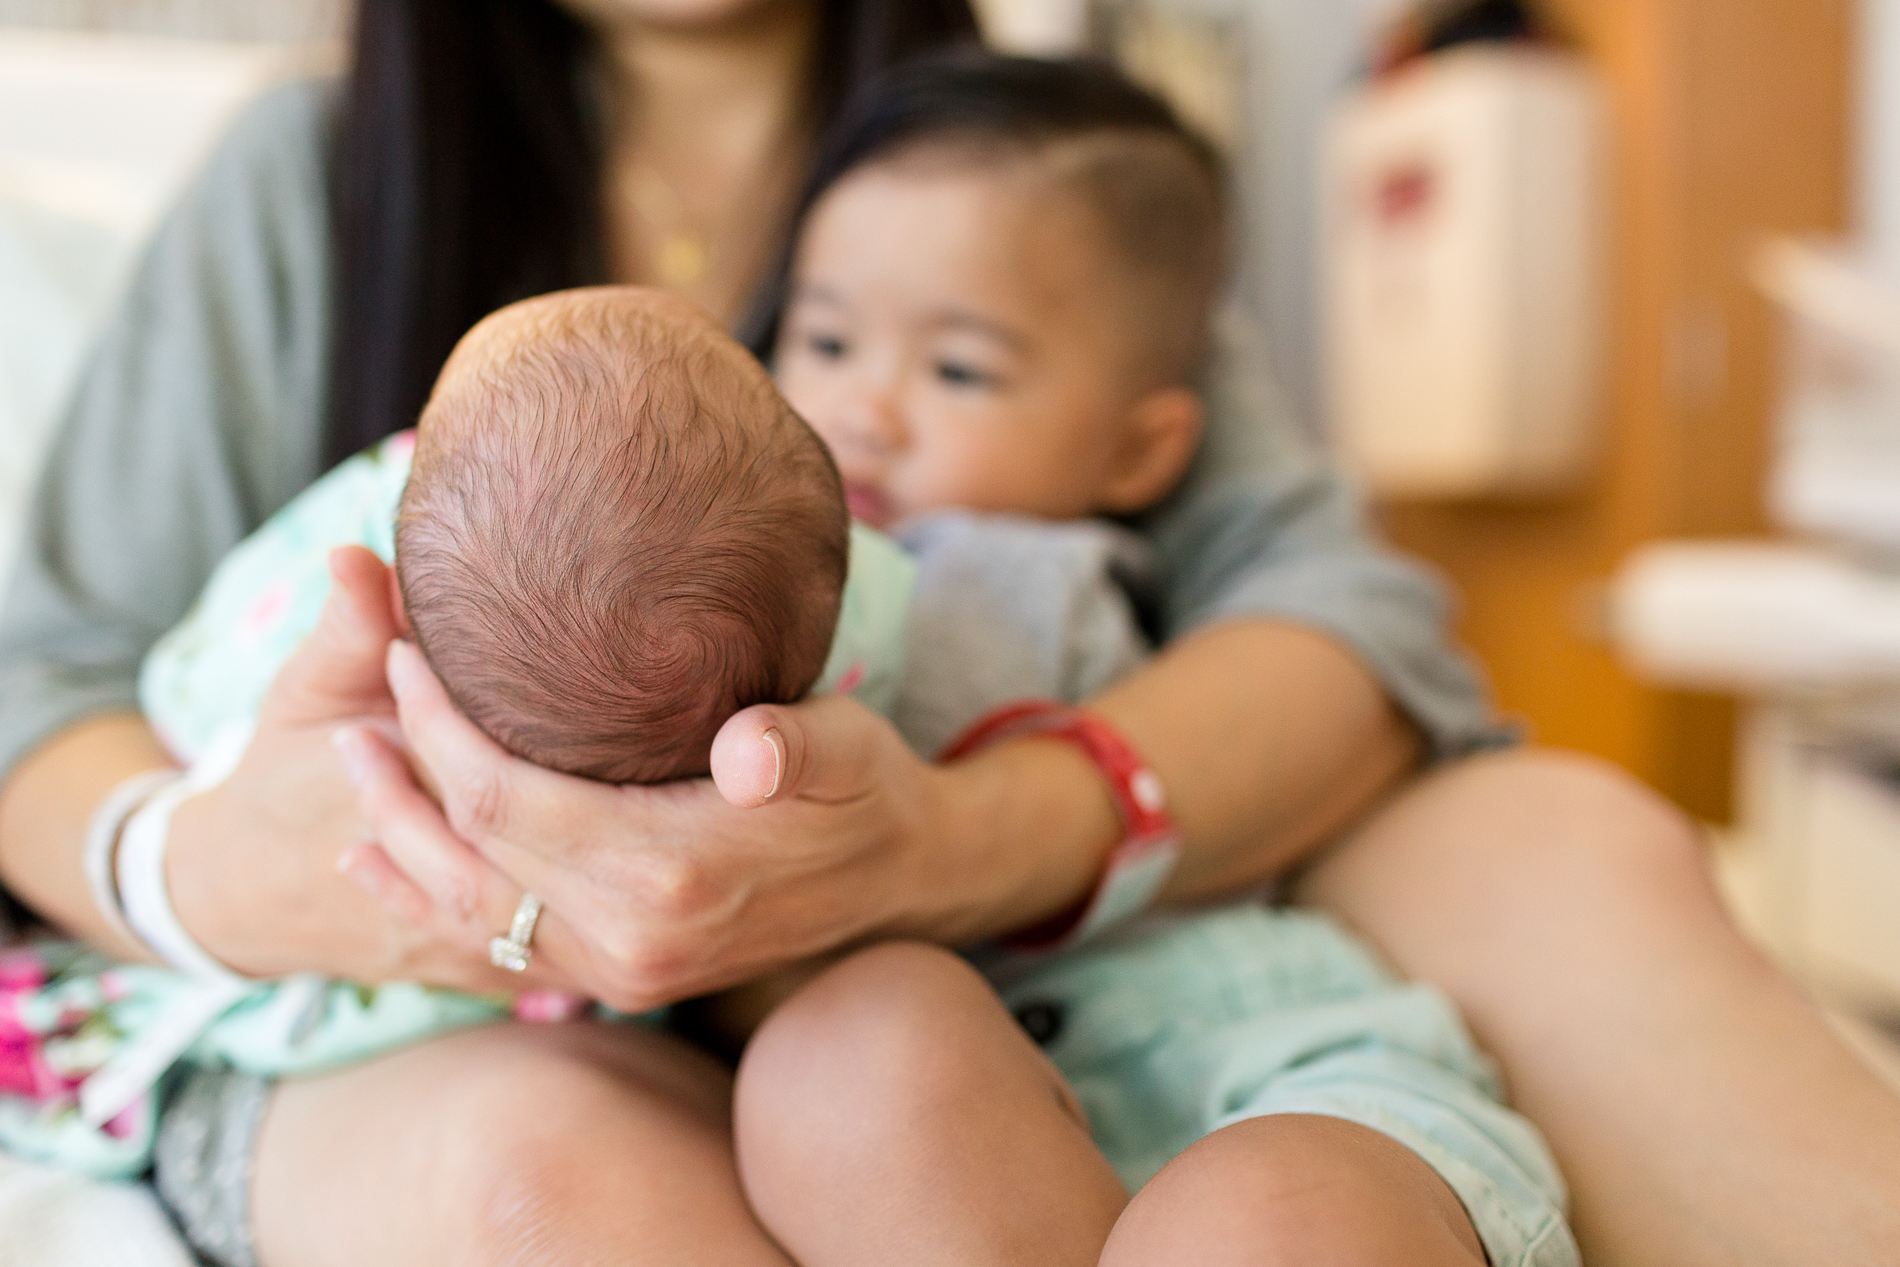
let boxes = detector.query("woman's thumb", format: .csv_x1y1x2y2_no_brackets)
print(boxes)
710,705,797,808
708,695,890,809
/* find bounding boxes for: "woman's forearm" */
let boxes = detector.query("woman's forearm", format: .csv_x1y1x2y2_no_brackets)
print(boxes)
0,712,176,958
1097,619,1423,900
1094,619,1421,896
924,619,1422,943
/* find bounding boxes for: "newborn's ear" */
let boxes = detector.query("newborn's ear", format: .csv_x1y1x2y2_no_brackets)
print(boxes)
1096,387,1204,516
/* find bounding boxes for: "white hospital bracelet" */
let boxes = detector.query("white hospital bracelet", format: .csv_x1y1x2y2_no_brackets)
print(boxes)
115,736,253,986
83,768,182,947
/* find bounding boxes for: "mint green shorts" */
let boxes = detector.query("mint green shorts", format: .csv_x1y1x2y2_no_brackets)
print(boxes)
980,906,1579,1267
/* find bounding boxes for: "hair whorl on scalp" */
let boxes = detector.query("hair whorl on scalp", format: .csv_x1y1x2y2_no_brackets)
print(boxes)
741,49,1228,378
396,289,849,784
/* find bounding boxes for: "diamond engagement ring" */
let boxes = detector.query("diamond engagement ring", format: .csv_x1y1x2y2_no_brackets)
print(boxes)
489,893,543,972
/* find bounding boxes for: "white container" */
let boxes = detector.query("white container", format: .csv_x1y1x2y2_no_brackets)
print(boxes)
1322,46,1607,499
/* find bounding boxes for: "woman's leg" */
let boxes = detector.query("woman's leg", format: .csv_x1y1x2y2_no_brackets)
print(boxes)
734,942,1128,1267
1099,1114,1485,1267
1297,748,1900,1267
250,1021,792,1267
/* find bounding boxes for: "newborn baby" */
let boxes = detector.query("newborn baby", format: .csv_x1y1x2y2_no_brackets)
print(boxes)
395,289,847,784
20,288,947,1175
139,288,917,784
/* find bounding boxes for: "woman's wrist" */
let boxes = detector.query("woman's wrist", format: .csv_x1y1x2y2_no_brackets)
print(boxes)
908,737,1121,946
163,788,255,973
0,712,179,958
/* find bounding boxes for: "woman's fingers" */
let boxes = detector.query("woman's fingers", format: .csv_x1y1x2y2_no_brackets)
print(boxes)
378,637,935,1008
334,723,484,922
386,640,594,847
338,741,592,995
339,837,583,995
325,545,402,648
268,546,401,726
336,840,436,927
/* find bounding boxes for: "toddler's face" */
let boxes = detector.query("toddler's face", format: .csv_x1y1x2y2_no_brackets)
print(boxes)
775,162,1190,529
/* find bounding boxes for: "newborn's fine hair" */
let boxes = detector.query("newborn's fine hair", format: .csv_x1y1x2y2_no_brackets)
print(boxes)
397,288,849,784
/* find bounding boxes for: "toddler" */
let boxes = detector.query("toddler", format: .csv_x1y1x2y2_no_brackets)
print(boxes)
740,52,1579,1267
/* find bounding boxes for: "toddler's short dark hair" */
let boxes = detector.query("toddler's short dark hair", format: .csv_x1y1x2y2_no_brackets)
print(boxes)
746,50,1228,387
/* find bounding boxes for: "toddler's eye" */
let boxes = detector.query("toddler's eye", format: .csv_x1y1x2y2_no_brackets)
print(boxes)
935,360,995,389
806,333,849,360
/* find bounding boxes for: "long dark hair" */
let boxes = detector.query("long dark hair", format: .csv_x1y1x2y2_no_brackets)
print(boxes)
323,0,980,469
737,50,1223,357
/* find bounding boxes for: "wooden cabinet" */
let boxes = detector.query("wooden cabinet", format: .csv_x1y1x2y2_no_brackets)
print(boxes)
1376,0,1853,820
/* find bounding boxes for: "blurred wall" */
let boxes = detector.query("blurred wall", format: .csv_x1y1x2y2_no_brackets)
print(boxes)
1378,0,1854,821
0,0,347,40
981,0,1399,430
1222,0,1395,431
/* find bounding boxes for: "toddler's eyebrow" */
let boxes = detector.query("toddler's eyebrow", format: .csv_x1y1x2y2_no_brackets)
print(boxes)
926,306,1028,351
792,282,851,311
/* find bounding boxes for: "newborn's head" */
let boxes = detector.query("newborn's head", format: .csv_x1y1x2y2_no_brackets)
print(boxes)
396,287,848,784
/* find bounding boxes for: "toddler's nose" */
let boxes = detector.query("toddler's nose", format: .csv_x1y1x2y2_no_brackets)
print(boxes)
837,386,907,456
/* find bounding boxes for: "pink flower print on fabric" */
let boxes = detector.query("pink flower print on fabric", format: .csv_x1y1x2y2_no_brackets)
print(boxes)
0,951,114,1110
0,948,48,991
0,997,77,1105
0,948,56,1099
102,1095,151,1141
241,581,293,641
832,662,866,695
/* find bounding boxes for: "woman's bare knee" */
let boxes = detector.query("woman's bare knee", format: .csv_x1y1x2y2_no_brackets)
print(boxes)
1100,1115,1484,1267
1311,748,1710,909
1297,749,1737,1021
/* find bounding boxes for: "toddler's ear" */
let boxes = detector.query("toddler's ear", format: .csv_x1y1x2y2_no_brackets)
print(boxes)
1097,386,1204,516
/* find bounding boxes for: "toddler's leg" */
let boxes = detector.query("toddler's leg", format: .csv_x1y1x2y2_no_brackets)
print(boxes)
735,942,1128,1267
248,1020,790,1267
1100,1114,1486,1267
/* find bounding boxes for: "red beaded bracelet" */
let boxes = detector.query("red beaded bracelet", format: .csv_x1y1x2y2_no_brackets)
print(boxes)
940,700,1181,951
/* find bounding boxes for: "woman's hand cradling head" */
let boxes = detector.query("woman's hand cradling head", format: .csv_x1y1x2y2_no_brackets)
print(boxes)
343,641,985,1014
165,547,560,992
